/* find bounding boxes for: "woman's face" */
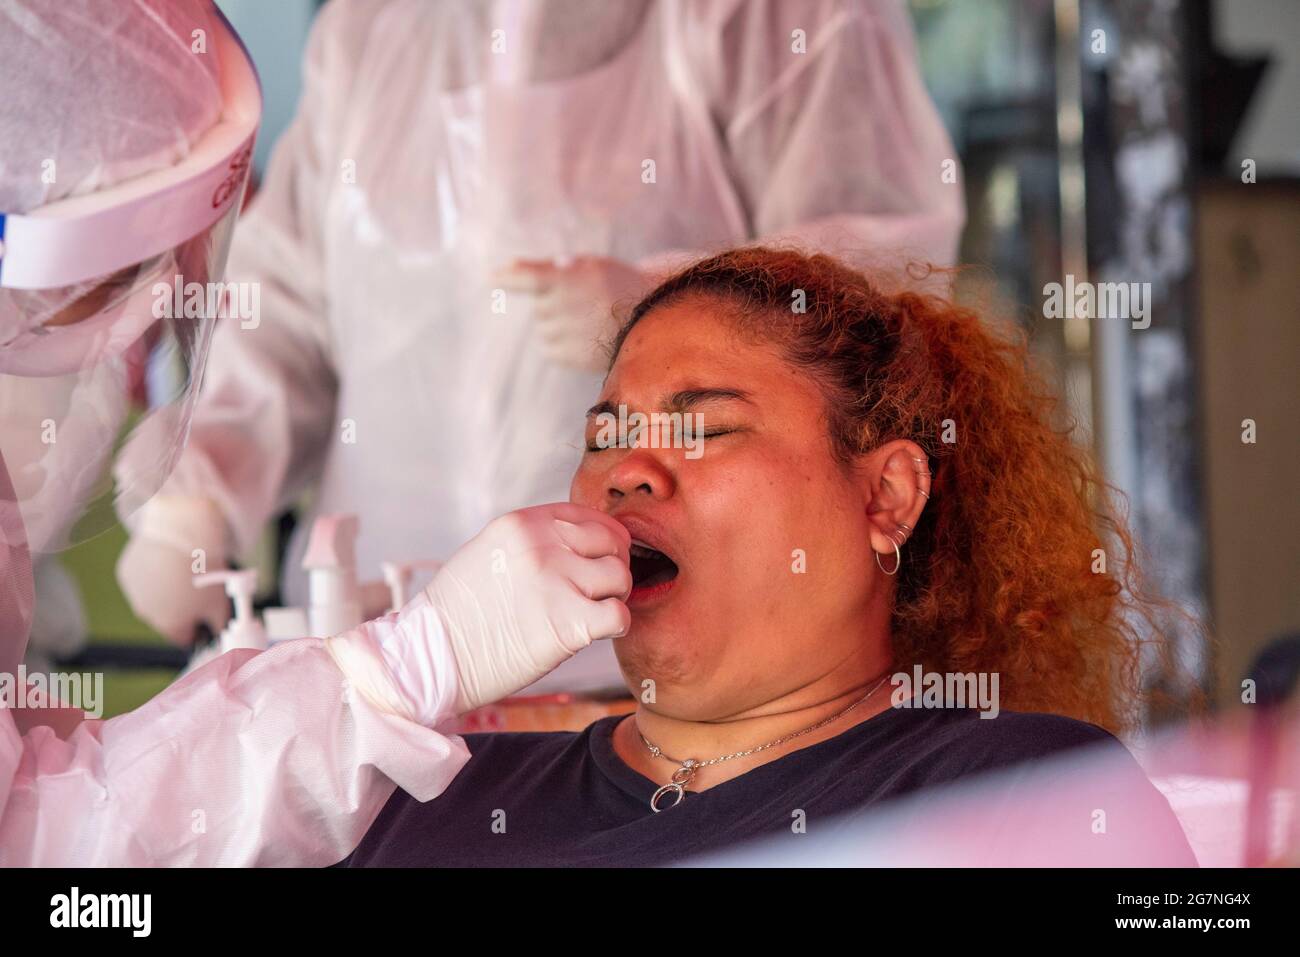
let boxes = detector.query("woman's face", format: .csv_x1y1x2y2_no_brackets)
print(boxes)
570,296,888,720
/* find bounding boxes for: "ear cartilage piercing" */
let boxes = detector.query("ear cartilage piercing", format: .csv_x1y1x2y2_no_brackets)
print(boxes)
917,488,930,499
897,522,912,533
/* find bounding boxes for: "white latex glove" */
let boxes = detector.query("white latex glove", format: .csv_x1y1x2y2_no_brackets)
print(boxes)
326,503,632,722
116,495,231,646
494,255,648,372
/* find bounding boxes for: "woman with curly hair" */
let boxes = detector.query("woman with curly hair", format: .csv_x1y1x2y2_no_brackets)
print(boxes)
342,247,1197,867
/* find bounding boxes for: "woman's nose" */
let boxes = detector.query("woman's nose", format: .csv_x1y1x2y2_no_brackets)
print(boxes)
604,450,675,501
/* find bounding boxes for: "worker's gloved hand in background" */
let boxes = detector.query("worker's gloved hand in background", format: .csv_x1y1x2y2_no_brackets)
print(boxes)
116,495,231,646
494,256,648,372
326,503,632,724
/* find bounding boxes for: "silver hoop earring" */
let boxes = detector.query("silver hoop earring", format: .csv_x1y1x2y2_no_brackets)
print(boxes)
875,540,902,576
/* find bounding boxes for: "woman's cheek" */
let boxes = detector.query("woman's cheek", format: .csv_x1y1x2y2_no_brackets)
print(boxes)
687,458,792,559
568,459,601,506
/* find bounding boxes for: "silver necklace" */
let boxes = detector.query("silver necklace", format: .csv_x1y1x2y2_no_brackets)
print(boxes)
636,672,892,812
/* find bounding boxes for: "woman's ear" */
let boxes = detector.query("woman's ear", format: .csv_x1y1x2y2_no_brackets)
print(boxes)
862,440,931,558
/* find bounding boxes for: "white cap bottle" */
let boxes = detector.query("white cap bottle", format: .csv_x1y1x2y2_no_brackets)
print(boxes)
192,569,267,652
301,514,363,637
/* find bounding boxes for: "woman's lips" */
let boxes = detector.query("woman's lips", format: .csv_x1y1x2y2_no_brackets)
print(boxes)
628,574,678,606
619,518,681,609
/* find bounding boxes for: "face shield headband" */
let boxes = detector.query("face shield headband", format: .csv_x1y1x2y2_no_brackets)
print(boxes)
0,9,261,312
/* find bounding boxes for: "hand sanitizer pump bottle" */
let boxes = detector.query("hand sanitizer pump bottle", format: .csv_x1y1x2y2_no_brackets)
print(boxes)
192,569,267,652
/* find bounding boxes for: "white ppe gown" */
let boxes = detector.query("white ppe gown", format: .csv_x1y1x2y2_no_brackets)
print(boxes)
153,0,964,685
0,631,469,866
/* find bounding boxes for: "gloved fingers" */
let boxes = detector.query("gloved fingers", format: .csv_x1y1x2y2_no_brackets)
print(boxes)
492,259,557,293
558,551,633,602
552,515,630,563
540,503,631,549
188,578,235,644
186,588,233,643
116,535,230,647
583,596,632,642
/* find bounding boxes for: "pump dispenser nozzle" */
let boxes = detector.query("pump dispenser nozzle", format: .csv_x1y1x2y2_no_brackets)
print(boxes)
193,569,267,652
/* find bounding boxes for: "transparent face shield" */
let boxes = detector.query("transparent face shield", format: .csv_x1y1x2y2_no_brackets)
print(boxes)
0,10,259,670
0,203,238,554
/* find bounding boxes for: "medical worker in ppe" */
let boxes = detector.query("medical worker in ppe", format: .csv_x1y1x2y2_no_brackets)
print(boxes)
118,0,965,692
0,0,631,866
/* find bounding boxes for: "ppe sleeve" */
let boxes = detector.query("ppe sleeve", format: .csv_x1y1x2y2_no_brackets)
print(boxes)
654,0,964,275
156,0,364,556
0,636,469,866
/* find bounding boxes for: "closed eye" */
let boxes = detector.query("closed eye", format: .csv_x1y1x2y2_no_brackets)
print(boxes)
584,427,739,452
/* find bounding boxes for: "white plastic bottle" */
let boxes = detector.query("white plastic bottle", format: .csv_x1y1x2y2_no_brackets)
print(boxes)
301,514,363,638
192,569,267,652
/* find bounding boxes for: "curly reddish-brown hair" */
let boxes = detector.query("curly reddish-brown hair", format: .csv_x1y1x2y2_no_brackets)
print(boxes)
611,246,1196,734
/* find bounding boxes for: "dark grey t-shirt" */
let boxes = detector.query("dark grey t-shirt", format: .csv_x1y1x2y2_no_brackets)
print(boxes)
339,705,1195,867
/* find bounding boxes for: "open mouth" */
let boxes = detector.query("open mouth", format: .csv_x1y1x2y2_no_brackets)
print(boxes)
629,540,679,594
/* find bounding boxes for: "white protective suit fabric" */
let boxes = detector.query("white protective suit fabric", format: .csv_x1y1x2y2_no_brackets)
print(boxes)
0,0,476,868
2,495,636,864
0,0,223,214
140,0,964,690
0,630,469,866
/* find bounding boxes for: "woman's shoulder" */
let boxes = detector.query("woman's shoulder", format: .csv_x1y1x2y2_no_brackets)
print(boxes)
943,708,1118,751
925,707,1118,759
886,706,1126,782
848,708,1196,866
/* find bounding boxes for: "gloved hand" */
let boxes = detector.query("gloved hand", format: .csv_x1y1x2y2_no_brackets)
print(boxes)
494,255,647,372
116,495,231,646
326,503,632,723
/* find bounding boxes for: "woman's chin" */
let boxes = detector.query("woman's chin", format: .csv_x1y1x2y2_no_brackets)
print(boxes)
613,626,697,690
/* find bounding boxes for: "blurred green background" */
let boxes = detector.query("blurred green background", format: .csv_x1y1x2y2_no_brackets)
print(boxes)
59,527,176,717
